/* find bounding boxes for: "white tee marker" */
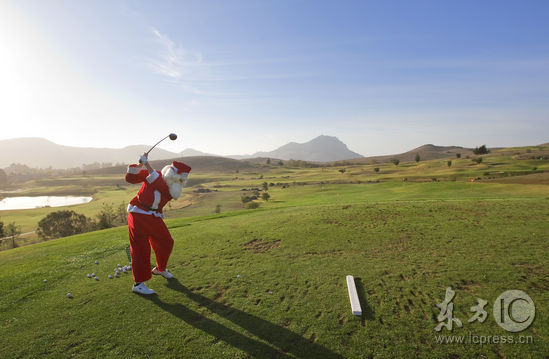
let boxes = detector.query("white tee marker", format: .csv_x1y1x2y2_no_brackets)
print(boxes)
346,275,362,316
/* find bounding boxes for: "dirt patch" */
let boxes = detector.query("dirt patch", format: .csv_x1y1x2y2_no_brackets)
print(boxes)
243,238,281,253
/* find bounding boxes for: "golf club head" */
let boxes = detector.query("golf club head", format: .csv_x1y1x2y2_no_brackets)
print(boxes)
169,133,177,140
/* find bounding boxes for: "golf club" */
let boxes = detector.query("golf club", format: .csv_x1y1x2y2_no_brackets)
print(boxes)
139,133,178,163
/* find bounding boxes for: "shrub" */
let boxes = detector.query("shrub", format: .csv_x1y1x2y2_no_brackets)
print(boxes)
261,192,270,201
415,153,420,162
391,158,400,166
262,182,268,191
456,153,461,158
215,204,221,213
472,157,483,164
473,145,489,155
447,160,452,167
246,202,260,209
338,169,346,174
37,211,94,240
241,195,253,204
374,167,380,173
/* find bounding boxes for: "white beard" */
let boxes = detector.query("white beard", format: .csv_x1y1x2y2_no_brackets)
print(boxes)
162,165,188,200
168,181,184,199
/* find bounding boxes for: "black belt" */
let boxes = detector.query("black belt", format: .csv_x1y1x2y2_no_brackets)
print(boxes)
137,201,158,212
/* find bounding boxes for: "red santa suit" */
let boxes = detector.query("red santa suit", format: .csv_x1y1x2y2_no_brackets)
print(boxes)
125,161,191,283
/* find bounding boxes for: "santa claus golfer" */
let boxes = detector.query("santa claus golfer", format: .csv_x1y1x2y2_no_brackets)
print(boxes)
125,153,191,295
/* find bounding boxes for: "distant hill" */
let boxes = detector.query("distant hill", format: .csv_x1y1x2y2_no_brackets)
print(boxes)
346,144,473,164
88,156,254,175
0,138,181,169
180,148,217,157
230,135,363,162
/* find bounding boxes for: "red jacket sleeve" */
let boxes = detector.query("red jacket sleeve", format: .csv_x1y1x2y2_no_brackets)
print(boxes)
125,164,149,184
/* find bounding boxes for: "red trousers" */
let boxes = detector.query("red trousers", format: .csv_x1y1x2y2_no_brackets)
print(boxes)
128,212,174,283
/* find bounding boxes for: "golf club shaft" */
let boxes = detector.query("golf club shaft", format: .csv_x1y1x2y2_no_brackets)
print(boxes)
146,135,170,155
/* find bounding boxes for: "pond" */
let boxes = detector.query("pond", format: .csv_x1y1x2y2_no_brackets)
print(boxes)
0,196,93,210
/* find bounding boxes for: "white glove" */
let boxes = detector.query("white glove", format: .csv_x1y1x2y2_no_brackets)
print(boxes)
139,155,148,164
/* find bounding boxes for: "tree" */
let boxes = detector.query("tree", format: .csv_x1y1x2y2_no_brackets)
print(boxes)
117,202,127,224
266,158,271,164
374,167,380,173
97,203,115,229
0,219,4,237
472,157,483,164
447,160,452,167
415,153,420,162
473,145,489,155
261,192,270,201
0,169,7,187
4,222,21,248
391,158,400,166
456,153,461,158
37,210,93,240
215,204,222,213
278,160,283,166
262,182,268,191
338,169,346,174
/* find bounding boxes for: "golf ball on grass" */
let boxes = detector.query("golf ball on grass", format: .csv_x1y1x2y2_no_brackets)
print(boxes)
108,275,113,279
237,274,241,279
91,273,96,277
87,274,91,278
94,277,99,281
67,293,73,299
43,279,47,283
94,260,98,264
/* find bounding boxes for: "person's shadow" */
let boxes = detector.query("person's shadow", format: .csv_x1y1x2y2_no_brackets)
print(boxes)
141,279,345,359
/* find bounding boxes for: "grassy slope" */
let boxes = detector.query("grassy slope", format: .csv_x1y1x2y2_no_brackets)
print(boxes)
2,148,548,236
1,183,548,358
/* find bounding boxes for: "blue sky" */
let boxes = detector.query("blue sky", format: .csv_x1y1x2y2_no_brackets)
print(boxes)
1,0,548,156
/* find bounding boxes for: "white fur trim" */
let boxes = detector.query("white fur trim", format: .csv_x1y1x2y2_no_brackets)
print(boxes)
146,171,159,184
127,165,140,174
151,190,161,210
127,204,164,218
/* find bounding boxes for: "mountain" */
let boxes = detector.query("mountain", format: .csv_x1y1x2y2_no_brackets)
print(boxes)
230,135,364,162
346,144,473,164
0,138,181,169
180,148,217,157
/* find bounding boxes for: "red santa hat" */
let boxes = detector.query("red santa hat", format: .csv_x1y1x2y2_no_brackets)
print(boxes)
170,161,191,174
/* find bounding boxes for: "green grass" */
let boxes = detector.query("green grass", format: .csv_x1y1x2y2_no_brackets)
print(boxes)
1,181,548,358
1,147,548,357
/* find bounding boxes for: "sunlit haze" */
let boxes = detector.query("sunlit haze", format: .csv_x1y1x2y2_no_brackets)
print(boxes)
1,0,548,156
